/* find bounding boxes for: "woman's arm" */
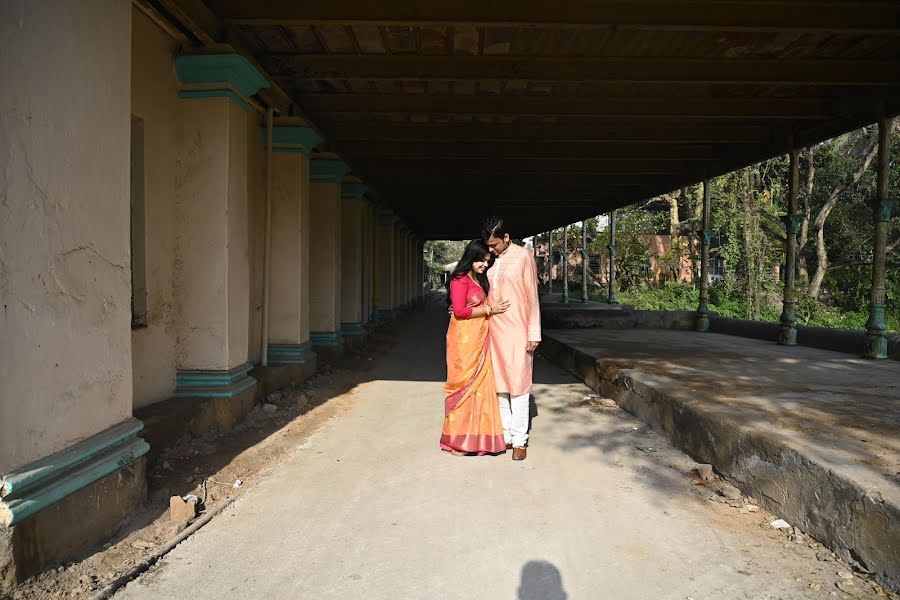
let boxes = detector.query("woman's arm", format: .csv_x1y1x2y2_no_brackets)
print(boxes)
449,278,475,319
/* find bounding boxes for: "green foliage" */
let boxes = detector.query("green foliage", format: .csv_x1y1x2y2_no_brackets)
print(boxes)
575,123,899,333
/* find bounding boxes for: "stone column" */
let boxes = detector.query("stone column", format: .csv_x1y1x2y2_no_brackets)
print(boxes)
864,113,896,359
779,148,801,346
375,212,397,321
696,179,713,332
265,125,321,367
341,183,367,344
396,225,408,311
309,159,350,352
171,54,268,401
0,2,147,587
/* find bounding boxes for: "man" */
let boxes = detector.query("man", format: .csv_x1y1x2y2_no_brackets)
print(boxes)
481,216,541,461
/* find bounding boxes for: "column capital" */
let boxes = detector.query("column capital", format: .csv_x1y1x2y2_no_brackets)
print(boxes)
174,53,269,111
341,183,368,200
377,210,399,226
310,158,350,184
263,125,322,155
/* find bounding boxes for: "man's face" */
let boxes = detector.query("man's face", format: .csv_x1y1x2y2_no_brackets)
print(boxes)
486,233,511,256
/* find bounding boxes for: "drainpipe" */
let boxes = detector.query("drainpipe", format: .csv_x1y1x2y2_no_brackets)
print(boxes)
260,107,274,367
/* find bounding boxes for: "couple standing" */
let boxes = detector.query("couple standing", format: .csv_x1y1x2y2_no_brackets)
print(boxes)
440,216,541,461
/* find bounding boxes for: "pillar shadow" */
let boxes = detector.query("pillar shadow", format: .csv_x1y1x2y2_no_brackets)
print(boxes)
517,560,568,600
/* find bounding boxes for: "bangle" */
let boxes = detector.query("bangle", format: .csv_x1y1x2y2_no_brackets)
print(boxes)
487,306,492,316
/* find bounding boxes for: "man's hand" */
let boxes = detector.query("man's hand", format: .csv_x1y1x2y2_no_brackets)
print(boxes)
527,341,540,353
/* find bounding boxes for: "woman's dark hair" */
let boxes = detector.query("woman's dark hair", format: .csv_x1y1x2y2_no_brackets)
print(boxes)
446,239,492,306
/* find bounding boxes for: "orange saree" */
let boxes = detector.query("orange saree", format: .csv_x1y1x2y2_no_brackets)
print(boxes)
440,279,506,455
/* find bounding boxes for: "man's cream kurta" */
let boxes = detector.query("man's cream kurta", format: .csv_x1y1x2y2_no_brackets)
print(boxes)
487,243,541,396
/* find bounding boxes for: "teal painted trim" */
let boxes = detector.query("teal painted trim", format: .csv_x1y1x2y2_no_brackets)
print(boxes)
311,331,344,347
263,126,322,155
176,363,253,388
310,159,350,183
1,419,149,526
178,89,249,111
341,183,368,199
267,343,315,366
376,309,397,322
1,418,144,499
174,54,269,98
273,147,309,154
175,363,256,398
341,322,367,336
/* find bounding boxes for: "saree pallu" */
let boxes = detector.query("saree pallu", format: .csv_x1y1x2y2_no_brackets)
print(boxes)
440,311,506,455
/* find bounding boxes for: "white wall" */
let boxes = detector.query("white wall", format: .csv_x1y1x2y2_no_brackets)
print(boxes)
129,7,179,408
0,0,133,472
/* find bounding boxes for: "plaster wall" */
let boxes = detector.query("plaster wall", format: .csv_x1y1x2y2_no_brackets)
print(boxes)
0,1,133,472
174,97,250,371
129,8,179,408
375,222,395,311
309,182,342,333
270,153,311,343
340,198,363,324
246,114,265,365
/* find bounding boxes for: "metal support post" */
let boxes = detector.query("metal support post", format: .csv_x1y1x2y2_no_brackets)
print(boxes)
607,211,617,304
696,179,712,331
865,112,896,359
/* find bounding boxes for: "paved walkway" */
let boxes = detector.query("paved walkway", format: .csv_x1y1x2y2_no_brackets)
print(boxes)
117,301,842,600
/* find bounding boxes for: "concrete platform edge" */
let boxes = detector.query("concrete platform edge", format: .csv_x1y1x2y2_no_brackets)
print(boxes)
540,333,900,590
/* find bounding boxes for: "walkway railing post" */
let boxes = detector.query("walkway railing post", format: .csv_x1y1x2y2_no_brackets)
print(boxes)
548,229,554,294
607,210,617,304
779,146,801,345
696,179,712,331
582,220,589,303
864,111,896,359
562,225,569,303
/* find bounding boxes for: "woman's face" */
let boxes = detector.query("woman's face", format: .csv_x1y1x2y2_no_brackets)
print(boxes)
471,254,491,274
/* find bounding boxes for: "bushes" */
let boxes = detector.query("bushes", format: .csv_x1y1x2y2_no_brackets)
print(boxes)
596,281,885,331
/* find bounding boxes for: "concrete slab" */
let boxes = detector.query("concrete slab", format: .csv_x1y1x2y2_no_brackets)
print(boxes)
540,328,900,588
114,302,880,599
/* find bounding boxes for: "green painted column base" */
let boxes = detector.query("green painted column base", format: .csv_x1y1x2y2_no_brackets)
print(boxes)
779,300,798,345
695,313,710,332
778,326,798,346
864,303,889,359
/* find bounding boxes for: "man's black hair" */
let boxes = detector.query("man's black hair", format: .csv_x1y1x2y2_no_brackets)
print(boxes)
481,216,508,241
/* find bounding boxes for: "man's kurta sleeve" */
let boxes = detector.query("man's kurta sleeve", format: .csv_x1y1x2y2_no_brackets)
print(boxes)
524,252,542,342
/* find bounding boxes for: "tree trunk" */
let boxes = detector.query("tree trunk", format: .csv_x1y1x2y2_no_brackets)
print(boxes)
798,147,815,288
809,226,828,299
806,131,879,299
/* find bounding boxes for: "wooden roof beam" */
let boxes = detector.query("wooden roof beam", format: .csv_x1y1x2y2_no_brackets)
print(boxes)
342,141,722,160
262,55,899,86
297,94,836,120
317,121,773,143
206,0,900,35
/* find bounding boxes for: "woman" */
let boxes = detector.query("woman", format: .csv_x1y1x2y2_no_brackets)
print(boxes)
440,239,510,455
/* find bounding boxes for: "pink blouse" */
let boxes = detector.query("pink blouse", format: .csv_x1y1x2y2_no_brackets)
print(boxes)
449,275,486,319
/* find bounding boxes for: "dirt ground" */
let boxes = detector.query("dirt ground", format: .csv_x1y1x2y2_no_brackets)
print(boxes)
6,330,399,600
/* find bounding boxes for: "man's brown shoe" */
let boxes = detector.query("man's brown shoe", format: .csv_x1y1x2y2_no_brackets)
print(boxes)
512,447,527,461
505,443,513,450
